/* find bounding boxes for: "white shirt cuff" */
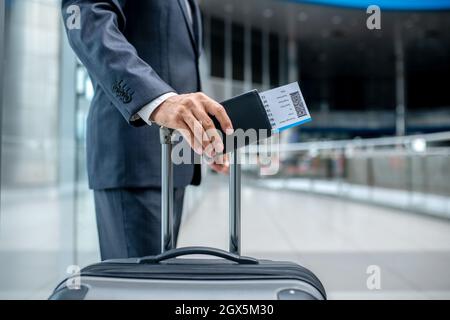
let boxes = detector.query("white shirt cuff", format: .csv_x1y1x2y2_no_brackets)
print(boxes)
131,92,178,126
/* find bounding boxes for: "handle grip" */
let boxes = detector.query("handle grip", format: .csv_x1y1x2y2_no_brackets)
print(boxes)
138,246,258,265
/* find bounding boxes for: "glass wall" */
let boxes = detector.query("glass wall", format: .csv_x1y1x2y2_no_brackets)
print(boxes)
0,0,98,299
202,2,450,139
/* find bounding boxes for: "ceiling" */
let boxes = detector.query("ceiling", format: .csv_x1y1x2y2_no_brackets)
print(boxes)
199,0,450,43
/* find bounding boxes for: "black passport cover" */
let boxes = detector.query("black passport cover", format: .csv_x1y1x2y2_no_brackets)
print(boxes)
212,90,272,153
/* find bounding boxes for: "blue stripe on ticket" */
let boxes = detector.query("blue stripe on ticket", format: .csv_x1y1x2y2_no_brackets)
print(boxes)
274,117,312,133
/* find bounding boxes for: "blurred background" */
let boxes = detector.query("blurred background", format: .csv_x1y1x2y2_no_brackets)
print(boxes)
0,0,449,299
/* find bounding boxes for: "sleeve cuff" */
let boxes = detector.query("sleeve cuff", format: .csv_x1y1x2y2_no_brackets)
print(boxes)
132,92,178,126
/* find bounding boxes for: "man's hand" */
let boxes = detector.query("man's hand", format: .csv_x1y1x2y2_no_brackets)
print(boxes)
209,153,229,175
150,93,234,157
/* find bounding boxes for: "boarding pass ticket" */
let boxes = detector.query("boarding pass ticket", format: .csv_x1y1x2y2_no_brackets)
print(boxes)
259,82,311,132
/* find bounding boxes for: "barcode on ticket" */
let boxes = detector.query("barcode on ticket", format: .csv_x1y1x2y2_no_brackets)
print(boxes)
289,91,308,118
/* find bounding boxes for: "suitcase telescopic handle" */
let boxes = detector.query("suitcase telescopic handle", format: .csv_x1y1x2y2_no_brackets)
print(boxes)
160,127,242,255
160,127,175,253
138,246,258,265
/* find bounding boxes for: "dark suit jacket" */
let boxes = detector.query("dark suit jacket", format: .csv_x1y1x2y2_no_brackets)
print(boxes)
61,0,202,189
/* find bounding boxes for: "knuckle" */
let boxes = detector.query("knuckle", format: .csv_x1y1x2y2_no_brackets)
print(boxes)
177,105,187,116
183,97,194,107
216,104,226,113
203,117,213,127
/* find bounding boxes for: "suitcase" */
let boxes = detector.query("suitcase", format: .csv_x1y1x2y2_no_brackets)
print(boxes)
49,127,326,300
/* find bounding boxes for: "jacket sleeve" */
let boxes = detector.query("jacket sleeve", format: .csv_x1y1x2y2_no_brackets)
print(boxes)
61,0,174,126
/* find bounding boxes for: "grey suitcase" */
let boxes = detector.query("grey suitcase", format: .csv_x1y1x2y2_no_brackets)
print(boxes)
49,127,326,300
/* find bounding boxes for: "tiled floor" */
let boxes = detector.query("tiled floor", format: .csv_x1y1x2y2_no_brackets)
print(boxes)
0,185,99,299
1,175,450,299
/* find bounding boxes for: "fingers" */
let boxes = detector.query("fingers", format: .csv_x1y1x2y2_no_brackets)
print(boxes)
209,162,225,173
177,123,202,155
209,155,230,174
183,113,210,155
180,97,213,156
202,97,234,135
172,93,234,157
191,107,224,154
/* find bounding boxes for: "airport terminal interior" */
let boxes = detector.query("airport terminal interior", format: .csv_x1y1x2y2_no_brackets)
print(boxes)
1,0,450,299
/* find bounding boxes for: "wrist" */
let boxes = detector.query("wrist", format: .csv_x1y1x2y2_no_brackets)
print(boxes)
149,93,177,123
149,101,164,123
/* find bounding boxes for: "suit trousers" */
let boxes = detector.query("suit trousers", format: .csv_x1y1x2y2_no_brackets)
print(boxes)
93,187,185,260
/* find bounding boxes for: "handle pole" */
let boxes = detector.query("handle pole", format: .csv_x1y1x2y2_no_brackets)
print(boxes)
160,127,174,253
229,150,241,255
